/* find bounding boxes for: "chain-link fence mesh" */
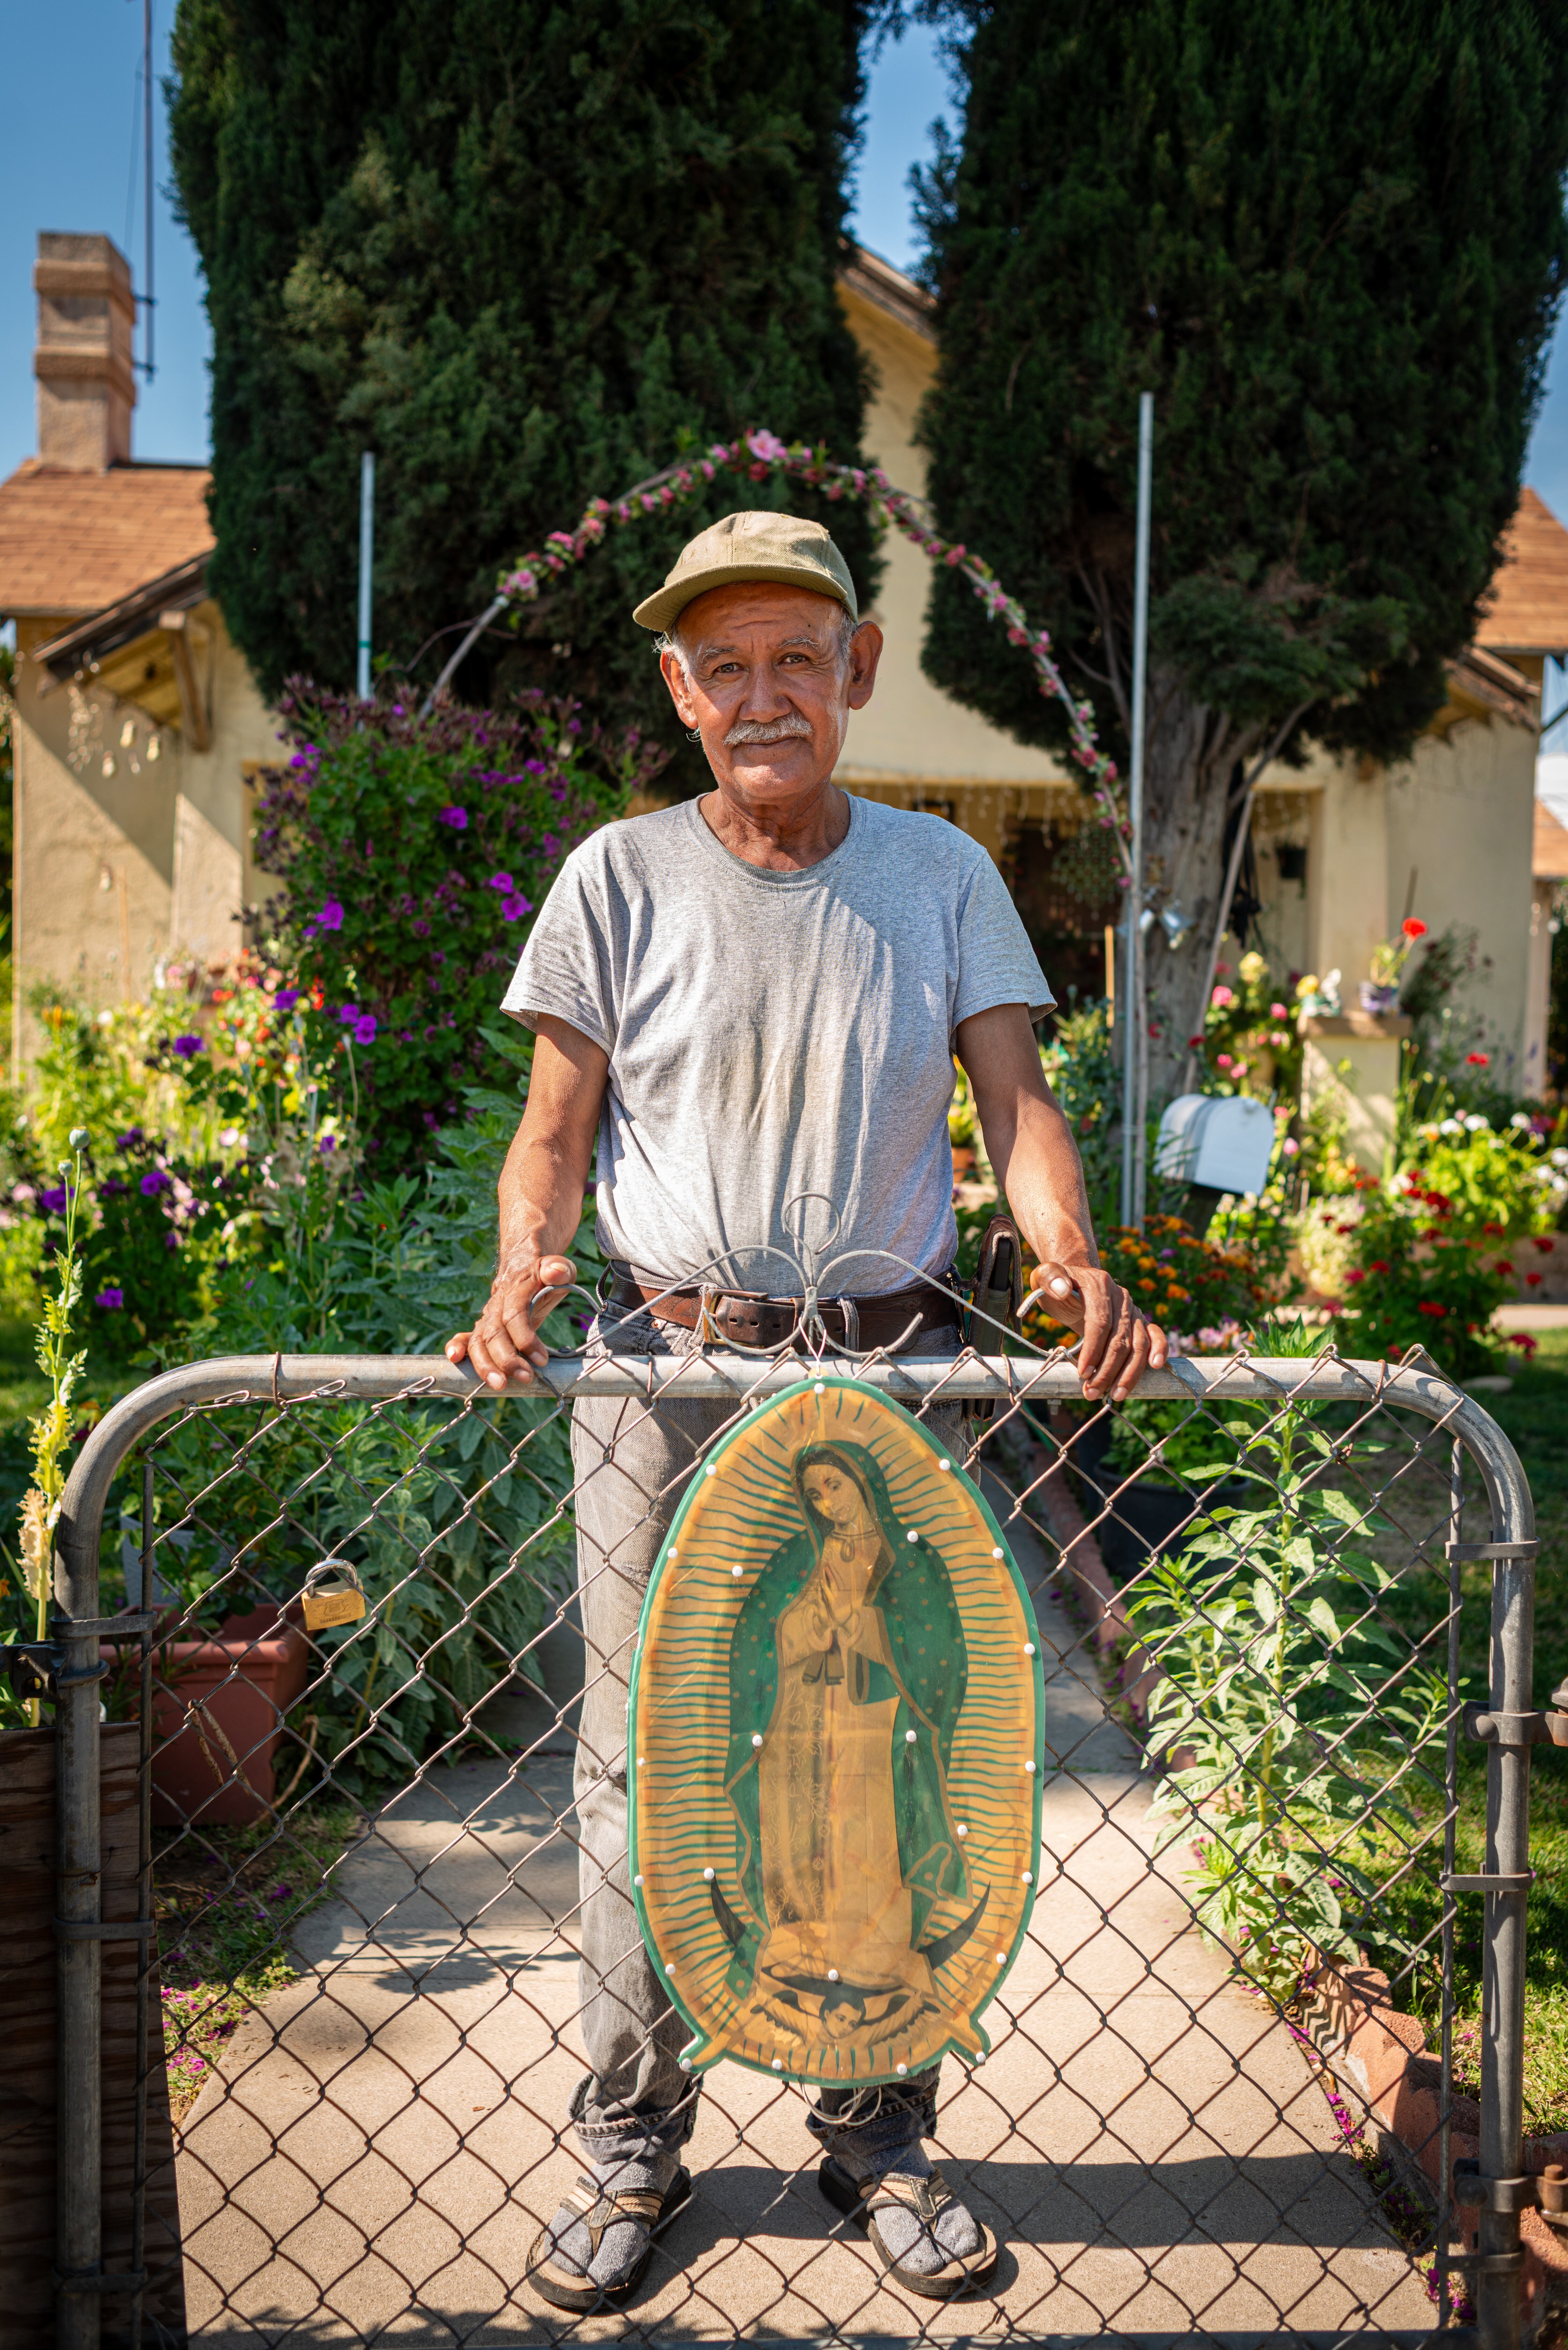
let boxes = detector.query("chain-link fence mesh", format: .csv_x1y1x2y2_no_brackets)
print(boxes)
44,1334,1547,2347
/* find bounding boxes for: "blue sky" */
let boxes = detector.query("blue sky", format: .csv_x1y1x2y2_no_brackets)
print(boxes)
2,7,1566,524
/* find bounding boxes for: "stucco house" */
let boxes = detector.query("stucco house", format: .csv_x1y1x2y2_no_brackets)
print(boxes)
2,229,1565,1092
0,235,281,1067
842,249,1568,1085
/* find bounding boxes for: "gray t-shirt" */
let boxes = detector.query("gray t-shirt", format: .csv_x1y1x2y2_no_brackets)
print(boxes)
501,794,1051,1296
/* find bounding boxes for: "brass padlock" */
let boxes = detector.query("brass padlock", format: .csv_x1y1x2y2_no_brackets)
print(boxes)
301,1557,367,1631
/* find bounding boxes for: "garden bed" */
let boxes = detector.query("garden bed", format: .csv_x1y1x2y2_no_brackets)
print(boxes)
153,1798,365,2120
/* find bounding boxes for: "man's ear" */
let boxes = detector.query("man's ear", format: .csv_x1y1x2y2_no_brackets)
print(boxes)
660,646,698,727
846,621,884,711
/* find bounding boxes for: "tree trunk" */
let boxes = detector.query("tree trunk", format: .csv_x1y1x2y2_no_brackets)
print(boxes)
1135,663,1268,1109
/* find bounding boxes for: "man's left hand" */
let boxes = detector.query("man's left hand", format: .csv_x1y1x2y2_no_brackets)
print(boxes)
1027,1262,1167,1402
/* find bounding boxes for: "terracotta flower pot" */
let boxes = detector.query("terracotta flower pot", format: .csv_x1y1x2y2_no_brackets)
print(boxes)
951,1145,976,1183
109,1601,311,1827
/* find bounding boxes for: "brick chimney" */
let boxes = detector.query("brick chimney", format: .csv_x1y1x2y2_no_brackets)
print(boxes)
33,232,136,470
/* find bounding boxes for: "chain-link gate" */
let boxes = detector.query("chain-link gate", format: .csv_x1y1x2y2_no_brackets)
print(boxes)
39,1329,1558,2348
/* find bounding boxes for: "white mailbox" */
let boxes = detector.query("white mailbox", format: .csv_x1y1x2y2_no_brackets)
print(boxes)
1154,1092,1276,1198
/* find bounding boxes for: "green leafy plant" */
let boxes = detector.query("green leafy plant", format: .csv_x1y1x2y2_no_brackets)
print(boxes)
250,686,663,1171
1039,998,1121,1236
1398,1114,1567,1241
15,1129,90,1721
1198,950,1302,1101
1338,1180,1517,1379
124,1020,595,1790
1028,1210,1267,1352
1126,1329,1446,1998
1369,916,1429,990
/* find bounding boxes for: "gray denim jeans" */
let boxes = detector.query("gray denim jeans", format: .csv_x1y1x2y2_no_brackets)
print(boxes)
567,1307,965,2166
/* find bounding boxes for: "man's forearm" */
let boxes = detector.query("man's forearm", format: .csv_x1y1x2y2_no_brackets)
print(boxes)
982,1092,1102,1274
495,1125,595,1276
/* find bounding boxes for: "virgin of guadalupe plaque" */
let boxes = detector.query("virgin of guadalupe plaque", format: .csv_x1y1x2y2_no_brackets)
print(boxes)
627,1379,1044,2088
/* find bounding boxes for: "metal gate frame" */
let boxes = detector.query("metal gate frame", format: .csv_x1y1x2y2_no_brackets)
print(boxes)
44,1346,1544,2349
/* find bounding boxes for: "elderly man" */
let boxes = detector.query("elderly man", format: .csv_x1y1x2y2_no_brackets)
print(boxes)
447,509,1165,2310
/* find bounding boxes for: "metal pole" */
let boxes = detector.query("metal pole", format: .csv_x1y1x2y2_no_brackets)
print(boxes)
142,0,155,383
1120,392,1153,1227
53,1528,104,2348
1478,1525,1536,2350
1438,1441,1463,2328
357,451,375,701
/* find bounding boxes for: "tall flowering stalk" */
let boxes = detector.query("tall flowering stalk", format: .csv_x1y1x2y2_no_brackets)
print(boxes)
480,428,1135,879
19,1127,90,1720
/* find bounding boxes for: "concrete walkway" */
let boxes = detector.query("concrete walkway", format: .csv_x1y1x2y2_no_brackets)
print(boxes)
174,1487,1435,2344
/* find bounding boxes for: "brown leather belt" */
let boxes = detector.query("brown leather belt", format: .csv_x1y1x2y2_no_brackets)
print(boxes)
605,1273,962,1353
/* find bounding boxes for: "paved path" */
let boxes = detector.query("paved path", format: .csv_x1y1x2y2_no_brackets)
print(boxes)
174,1484,1434,2343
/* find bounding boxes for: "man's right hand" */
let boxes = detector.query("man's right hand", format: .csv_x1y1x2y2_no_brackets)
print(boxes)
446,1254,577,1388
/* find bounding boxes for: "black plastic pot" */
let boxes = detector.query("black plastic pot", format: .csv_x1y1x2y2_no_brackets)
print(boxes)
1068,1417,1248,1585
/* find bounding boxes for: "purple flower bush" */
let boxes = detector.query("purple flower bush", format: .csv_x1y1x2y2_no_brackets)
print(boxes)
251,685,667,1168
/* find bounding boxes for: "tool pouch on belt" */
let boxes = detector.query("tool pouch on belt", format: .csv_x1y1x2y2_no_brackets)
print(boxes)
966,1213,1023,1424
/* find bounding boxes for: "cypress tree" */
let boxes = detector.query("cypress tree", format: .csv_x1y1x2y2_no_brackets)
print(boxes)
915,0,1568,1091
168,0,878,789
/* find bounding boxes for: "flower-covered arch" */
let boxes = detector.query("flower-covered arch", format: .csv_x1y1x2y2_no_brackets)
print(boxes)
427,428,1132,879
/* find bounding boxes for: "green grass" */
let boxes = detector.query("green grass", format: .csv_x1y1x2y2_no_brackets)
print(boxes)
1458,1328,1568,2133
1338,1331,1568,2135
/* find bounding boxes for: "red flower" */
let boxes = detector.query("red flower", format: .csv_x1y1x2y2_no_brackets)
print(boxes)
1417,1300,1447,1318
1533,1237,1554,1254
1402,917,1428,939
1368,1260,1390,1274
1507,1330,1539,1355
1188,1034,1207,1050
1466,1051,1489,1066
1527,1272,1543,1287
1494,1261,1515,1276
1483,1221,1505,1237
1344,1269,1366,1285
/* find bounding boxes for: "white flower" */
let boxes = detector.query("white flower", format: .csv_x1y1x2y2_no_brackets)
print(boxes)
219,1126,241,1148
1440,1119,1462,1136
1510,1112,1531,1129
1552,1149,1568,1168
1464,1115,1488,1132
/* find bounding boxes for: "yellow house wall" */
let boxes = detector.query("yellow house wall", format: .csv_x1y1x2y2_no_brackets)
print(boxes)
1382,715,1536,1079
10,602,282,1067
835,284,1068,798
1241,714,1535,1075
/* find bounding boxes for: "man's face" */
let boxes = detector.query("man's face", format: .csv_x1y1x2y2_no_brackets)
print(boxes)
659,583,883,807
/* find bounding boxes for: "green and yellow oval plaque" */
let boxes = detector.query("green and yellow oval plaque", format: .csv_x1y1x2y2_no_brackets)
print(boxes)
627,1378,1044,2088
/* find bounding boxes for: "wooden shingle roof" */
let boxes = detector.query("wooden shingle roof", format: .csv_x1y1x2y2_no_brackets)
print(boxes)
1476,487,1568,659
0,459,213,619
1535,797,1568,879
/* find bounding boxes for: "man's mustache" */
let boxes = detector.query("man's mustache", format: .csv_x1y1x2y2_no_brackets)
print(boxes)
724,713,814,747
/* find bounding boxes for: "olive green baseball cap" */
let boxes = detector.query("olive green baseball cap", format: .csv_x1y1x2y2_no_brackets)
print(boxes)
632,509,858,634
